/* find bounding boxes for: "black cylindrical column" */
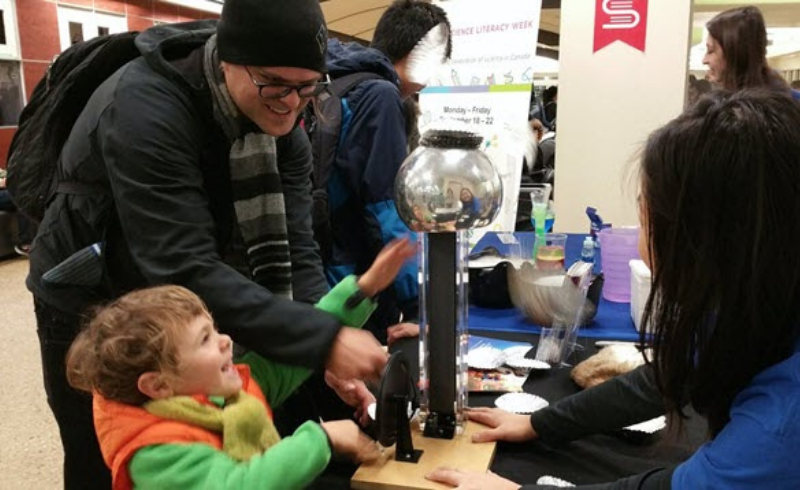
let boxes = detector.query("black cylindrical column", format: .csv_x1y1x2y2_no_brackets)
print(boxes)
423,232,457,439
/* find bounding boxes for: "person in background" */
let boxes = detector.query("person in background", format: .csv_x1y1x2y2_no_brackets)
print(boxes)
0,169,33,256
66,239,413,489
26,1,388,487
530,85,557,132
458,188,480,216
791,80,800,90
402,95,422,153
428,90,800,488
703,5,800,100
542,86,558,130
320,0,452,345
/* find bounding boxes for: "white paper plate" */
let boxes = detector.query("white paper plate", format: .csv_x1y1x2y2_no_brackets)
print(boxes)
494,392,549,414
503,345,533,360
468,346,506,370
624,416,666,433
505,357,552,370
502,346,550,370
536,475,575,487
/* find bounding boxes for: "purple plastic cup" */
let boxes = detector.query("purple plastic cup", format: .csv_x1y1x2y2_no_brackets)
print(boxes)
598,228,640,302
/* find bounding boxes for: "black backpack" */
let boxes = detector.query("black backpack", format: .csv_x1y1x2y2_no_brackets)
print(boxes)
304,72,382,264
6,31,140,223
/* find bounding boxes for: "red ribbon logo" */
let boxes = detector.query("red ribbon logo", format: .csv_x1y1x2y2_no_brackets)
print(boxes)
593,0,648,53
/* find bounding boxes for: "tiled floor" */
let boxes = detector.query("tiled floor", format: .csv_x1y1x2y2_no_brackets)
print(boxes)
0,257,62,488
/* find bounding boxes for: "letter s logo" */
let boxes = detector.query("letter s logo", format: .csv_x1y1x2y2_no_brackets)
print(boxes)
602,0,640,30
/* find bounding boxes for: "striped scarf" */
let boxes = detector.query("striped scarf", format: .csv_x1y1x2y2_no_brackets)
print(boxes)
203,36,292,299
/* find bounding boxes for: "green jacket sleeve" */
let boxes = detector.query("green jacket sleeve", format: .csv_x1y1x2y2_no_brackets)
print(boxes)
238,275,378,407
316,274,377,328
129,421,331,489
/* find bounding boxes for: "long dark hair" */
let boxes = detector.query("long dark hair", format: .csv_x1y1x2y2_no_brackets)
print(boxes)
640,89,800,437
706,6,788,92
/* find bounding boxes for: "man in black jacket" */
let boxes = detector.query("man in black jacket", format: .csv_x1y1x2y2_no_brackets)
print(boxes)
27,1,387,488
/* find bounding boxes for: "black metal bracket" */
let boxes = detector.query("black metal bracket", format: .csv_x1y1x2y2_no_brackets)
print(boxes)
422,410,456,439
393,394,423,463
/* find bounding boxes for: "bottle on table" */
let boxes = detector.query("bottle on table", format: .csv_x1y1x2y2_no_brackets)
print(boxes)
580,236,595,265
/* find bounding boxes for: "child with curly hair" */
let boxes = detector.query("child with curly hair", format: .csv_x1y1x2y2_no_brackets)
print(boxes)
67,239,414,489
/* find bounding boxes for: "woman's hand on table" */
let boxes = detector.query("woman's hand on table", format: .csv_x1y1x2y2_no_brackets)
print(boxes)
425,468,521,489
467,407,538,443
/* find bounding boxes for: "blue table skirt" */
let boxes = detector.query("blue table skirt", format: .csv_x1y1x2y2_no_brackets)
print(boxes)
467,232,642,341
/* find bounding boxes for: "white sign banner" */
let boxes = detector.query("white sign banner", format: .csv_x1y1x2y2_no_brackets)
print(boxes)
432,0,541,87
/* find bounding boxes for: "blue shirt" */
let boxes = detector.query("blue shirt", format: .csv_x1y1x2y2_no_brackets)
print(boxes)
672,341,800,488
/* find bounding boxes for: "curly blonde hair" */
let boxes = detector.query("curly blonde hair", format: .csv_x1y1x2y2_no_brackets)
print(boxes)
66,285,211,406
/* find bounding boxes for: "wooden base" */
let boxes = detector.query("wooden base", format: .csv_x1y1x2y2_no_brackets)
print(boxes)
351,420,497,490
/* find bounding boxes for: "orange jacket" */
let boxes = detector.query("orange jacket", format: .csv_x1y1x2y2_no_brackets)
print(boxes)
93,365,269,490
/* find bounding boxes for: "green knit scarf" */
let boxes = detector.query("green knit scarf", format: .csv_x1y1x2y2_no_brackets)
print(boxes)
144,390,281,461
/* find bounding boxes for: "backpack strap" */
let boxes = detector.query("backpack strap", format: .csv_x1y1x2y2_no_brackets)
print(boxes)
329,72,384,98
311,72,383,189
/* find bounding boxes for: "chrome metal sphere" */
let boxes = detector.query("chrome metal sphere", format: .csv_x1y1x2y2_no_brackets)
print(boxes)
395,131,503,232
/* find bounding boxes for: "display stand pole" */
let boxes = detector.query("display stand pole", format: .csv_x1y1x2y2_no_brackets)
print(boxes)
423,232,457,439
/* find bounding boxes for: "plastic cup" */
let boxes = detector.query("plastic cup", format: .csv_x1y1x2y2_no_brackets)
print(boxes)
508,232,538,261
598,227,641,302
534,321,579,365
535,233,567,271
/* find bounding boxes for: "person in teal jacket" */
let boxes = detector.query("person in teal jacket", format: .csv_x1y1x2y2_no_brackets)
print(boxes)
66,239,414,489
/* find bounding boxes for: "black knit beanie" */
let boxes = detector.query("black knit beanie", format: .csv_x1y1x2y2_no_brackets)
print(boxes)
217,0,328,73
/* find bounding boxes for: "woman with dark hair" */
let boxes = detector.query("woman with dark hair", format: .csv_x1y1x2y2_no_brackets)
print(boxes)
455,187,482,228
427,89,800,488
703,6,799,99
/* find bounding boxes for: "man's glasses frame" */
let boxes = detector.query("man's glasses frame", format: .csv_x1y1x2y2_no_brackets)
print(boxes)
244,66,330,99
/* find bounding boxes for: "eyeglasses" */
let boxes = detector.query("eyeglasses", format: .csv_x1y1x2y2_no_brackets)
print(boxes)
244,66,330,99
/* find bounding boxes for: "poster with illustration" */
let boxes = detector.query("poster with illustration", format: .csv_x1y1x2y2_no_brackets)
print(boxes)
430,0,542,89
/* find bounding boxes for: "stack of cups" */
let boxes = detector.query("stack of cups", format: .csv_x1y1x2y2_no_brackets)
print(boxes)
598,228,640,302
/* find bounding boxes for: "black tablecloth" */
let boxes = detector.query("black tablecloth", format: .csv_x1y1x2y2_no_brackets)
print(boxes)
310,332,708,488
469,330,708,487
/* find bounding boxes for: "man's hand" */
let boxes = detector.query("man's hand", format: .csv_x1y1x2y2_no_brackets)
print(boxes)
320,420,381,463
425,468,520,490
326,328,387,383
325,370,375,426
386,322,420,346
357,238,416,297
467,407,538,443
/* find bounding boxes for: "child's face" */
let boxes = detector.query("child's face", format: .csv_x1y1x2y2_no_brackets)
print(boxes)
169,314,242,398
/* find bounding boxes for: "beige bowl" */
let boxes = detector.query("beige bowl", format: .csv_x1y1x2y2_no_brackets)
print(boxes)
507,262,597,327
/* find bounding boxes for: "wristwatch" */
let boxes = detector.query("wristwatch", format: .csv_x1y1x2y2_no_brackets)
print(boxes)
345,282,376,309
